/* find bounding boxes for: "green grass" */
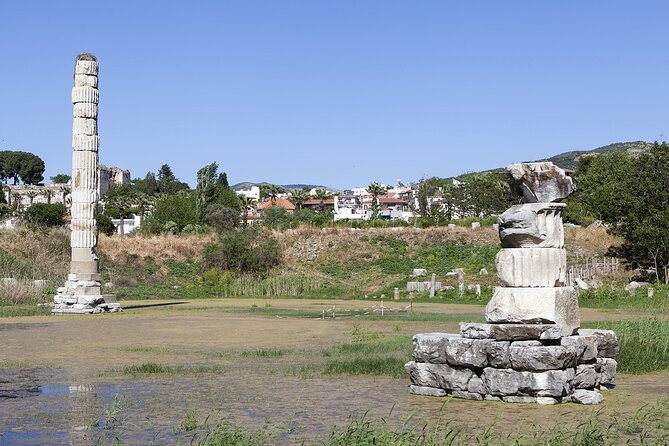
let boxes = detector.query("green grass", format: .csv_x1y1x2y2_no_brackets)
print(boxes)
112,362,224,376
240,348,291,358
583,318,669,374
0,304,52,317
578,285,669,312
180,403,669,446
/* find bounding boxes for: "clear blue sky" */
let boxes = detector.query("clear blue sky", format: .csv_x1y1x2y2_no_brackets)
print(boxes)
1,1,667,189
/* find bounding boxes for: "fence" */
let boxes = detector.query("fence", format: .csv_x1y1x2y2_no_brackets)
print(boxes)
566,256,624,286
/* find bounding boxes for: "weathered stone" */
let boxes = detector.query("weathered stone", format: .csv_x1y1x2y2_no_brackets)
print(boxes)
536,396,561,405
485,287,579,336
561,335,598,363
507,162,575,203
578,329,620,358
533,369,575,397
570,389,603,405
502,396,537,403
444,337,492,368
405,361,473,391
574,278,589,290
412,333,458,364
496,248,566,287
460,323,562,341
451,390,483,400
509,344,577,371
467,376,487,394
510,340,542,347
482,368,574,397
409,385,447,397
485,341,511,368
573,364,599,389
596,358,617,385
412,268,427,277
484,394,502,401
624,281,649,294
499,203,565,248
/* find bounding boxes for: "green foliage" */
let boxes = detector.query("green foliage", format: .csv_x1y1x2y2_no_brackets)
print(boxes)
202,269,234,286
196,162,220,223
572,143,669,280
202,228,281,277
181,223,204,234
151,191,197,232
0,150,45,185
50,174,70,184
261,205,292,229
23,203,66,228
205,204,240,232
97,213,116,236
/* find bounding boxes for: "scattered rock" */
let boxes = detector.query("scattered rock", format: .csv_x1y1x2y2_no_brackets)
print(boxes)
409,385,447,397
570,389,603,405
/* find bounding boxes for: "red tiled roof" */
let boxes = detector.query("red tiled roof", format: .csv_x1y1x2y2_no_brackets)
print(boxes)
256,198,296,211
304,198,335,205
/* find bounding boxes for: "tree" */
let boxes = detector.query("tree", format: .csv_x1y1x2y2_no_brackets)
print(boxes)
573,143,669,282
261,205,292,229
23,203,66,228
367,182,390,219
156,164,189,194
105,184,135,236
132,172,159,195
196,163,219,224
259,184,282,204
97,213,116,236
59,185,71,206
42,189,55,205
151,190,197,231
0,151,45,185
205,204,240,232
25,191,38,205
312,188,331,216
288,189,309,209
202,228,282,277
50,174,71,184
238,195,256,226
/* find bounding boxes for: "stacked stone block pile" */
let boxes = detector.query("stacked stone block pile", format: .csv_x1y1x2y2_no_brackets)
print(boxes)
406,163,619,404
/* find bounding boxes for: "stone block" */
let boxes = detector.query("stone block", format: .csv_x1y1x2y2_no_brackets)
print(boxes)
507,162,575,203
412,268,427,277
578,329,620,358
536,397,561,405
74,74,98,87
412,333,458,364
74,59,98,76
596,358,617,385
561,335,598,363
573,364,599,389
444,337,493,368
460,322,562,341
405,361,473,390
72,134,99,152
502,396,537,403
484,394,502,401
496,248,566,287
482,368,574,397
570,389,603,405
409,385,447,397
509,344,577,371
485,287,580,336
451,390,483,400
73,102,98,119
499,203,565,248
71,86,99,104
72,117,97,136
467,376,487,394
485,341,512,368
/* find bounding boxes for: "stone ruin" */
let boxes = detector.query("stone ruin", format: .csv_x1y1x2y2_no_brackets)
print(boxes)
406,162,619,404
53,54,120,314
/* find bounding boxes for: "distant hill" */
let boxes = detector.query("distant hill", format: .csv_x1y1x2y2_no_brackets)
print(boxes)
535,141,654,170
231,182,329,191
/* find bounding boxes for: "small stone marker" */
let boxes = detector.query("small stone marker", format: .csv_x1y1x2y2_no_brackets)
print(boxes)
648,287,654,298
429,273,437,298
394,288,400,300
412,268,427,277
471,222,481,230
447,224,456,229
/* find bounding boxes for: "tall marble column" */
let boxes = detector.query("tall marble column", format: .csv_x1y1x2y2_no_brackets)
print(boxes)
53,54,120,314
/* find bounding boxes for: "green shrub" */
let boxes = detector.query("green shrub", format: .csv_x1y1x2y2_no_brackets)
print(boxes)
202,228,281,277
205,204,240,232
152,191,197,231
23,203,66,228
97,213,116,236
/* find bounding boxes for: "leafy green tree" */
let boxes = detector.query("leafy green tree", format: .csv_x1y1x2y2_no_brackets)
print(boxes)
23,203,66,228
261,205,292,229
151,190,197,231
573,144,669,281
0,151,45,185
157,164,189,194
50,174,71,184
105,184,136,236
132,172,159,195
259,184,282,204
25,191,38,205
288,189,309,209
196,163,219,224
238,195,256,226
205,204,240,232
42,189,55,204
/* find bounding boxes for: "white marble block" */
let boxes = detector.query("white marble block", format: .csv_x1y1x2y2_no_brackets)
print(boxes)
496,248,566,287
485,287,580,336
71,86,99,104
499,203,565,248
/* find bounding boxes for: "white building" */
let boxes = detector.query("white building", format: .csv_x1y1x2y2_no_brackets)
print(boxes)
237,186,260,201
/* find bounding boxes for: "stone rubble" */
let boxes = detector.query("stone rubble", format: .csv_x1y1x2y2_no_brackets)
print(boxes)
407,163,618,404
53,54,120,314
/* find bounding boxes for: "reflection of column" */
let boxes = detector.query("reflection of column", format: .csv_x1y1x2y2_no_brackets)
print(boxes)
66,384,99,443
53,54,119,314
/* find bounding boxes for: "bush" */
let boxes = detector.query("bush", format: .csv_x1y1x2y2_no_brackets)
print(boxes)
152,191,197,231
205,204,240,232
202,228,281,277
182,224,204,234
23,203,66,228
97,213,116,236
261,205,292,229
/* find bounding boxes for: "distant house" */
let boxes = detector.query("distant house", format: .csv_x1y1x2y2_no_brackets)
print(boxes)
237,186,260,201
303,198,335,213
256,198,296,213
